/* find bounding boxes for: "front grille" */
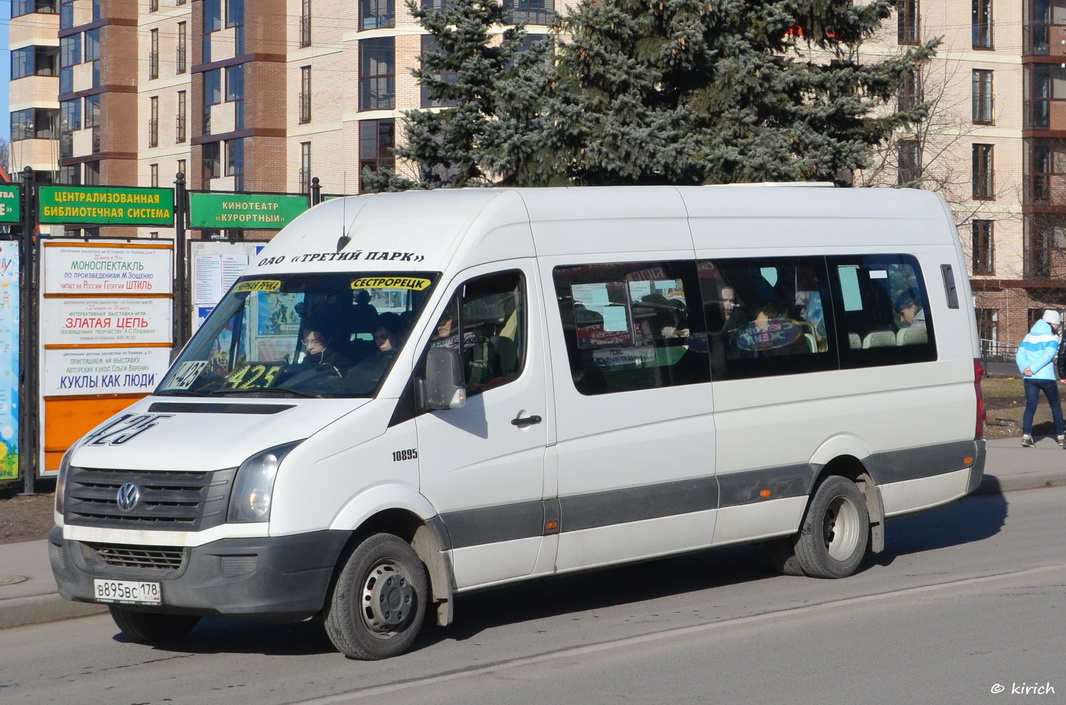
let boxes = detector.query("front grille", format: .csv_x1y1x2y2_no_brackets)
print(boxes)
89,544,185,571
65,467,237,531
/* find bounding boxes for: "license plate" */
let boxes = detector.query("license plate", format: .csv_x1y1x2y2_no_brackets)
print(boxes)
93,579,161,605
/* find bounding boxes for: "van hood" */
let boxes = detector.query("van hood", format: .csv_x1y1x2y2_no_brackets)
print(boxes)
68,396,372,472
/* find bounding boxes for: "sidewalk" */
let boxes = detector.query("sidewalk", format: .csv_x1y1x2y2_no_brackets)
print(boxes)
2,436,1063,631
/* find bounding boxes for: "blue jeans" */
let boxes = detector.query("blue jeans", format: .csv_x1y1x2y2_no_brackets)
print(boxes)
1023,378,1065,436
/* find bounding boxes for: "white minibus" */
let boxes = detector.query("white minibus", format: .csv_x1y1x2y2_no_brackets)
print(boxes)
50,185,986,659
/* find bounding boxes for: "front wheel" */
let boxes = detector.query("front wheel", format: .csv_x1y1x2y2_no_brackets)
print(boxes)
793,476,870,579
109,606,200,643
324,533,428,660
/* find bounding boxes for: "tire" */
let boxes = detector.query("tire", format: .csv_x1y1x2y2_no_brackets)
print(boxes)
794,476,870,579
109,606,200,643
324,533,428,660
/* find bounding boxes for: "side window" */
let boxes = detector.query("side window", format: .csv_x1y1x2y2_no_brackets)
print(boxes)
431,271,525,396
553,261,709,395
700,258,834,380
830,254,936,367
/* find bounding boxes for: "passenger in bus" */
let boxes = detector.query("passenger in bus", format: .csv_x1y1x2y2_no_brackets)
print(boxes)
350,289,379,334
343,313,403,393
296,322,353,374
895,292,926,329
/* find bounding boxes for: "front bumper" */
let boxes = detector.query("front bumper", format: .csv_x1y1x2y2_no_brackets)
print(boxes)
49,527,351,620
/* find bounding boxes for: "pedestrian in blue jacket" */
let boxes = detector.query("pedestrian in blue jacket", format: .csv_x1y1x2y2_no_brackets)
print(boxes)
1017,309,1065,448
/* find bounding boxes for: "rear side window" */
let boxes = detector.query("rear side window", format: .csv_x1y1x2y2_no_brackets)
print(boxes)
699,258,835,380
554,261,710,395
829,254,936,367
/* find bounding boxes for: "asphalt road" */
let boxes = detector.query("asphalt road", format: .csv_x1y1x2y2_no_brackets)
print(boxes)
3,486,1064,705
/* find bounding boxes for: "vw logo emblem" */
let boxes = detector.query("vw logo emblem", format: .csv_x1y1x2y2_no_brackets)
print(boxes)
116,482,142,512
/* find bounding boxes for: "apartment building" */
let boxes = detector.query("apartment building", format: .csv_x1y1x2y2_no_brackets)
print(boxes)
6,0,1064,344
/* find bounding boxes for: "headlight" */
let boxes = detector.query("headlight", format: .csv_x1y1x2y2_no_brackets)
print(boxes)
55,450,72,519
227,442,300,523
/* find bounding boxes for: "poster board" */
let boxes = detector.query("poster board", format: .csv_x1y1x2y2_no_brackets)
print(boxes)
39,240,174,475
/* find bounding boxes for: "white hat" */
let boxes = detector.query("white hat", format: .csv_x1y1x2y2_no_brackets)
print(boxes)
1043,310,1062,326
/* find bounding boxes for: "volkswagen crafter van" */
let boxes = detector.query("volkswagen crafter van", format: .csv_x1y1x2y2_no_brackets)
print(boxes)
50,185,986,659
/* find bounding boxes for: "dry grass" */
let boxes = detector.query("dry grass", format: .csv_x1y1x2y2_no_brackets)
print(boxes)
982,374,1066,439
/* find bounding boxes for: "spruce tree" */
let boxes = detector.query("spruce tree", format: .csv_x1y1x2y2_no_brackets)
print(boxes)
531,0,938,186
363,0,527,190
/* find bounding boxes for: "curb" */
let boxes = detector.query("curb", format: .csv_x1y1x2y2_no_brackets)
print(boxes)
0,596,106,630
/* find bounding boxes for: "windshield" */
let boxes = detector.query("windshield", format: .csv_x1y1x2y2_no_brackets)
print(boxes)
157,272,438,398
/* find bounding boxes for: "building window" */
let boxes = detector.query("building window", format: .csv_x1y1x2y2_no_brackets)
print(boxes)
972,220,994,275
300,141,312,194
973,144,995,199
12,46,59,79
150,163,159,188
972,69,993,124
360,38,395,111
204,68,222,134
177,90,187,143
300,0,312,47
1026,64,1066,129
60,99,80,158
84,160,100,186
361,0,395,30
149,29,159,80
898,139,921,186
420,36,458,108
12,0,59,17
59,165,80,185
300,66,312,123
203,141,222,184
359,119,395,191
226,0,246,53
10,108,59,141
226,138,245,191
976,309,997,354
177,22,187,74
973,0,992,49
898,0,919,45
149,96,159,148
502,0,554,25
226,64,245,129
1029,139,1066,202
204,0,222,62
85,28,100,87
898,69,921,112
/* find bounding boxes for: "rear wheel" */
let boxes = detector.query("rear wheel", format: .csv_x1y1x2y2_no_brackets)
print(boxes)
324,533,428,660
794,476,870,579
109,606,200,643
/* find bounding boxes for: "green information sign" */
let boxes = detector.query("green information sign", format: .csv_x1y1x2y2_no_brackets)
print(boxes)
38,186,174,226
0,184,21,224
189,193,310,230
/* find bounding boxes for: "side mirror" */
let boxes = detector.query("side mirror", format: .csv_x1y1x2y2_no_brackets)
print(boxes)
418,347,467,410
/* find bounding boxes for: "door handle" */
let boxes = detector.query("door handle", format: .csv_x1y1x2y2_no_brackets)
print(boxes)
511,414,542,427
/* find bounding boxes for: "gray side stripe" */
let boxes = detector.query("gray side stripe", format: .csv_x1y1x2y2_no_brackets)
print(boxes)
559,476,719,532
437,439,980,549
863,440,980,486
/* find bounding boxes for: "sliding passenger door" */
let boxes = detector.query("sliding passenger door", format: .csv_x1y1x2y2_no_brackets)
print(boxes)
546,259,717,572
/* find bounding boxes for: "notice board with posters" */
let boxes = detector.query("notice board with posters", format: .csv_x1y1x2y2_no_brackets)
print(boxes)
39,240,174,474
189,240,267,332
0,242,19,481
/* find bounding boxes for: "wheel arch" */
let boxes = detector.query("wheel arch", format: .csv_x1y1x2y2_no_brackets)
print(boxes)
327,489,455,628
808,437,885,555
